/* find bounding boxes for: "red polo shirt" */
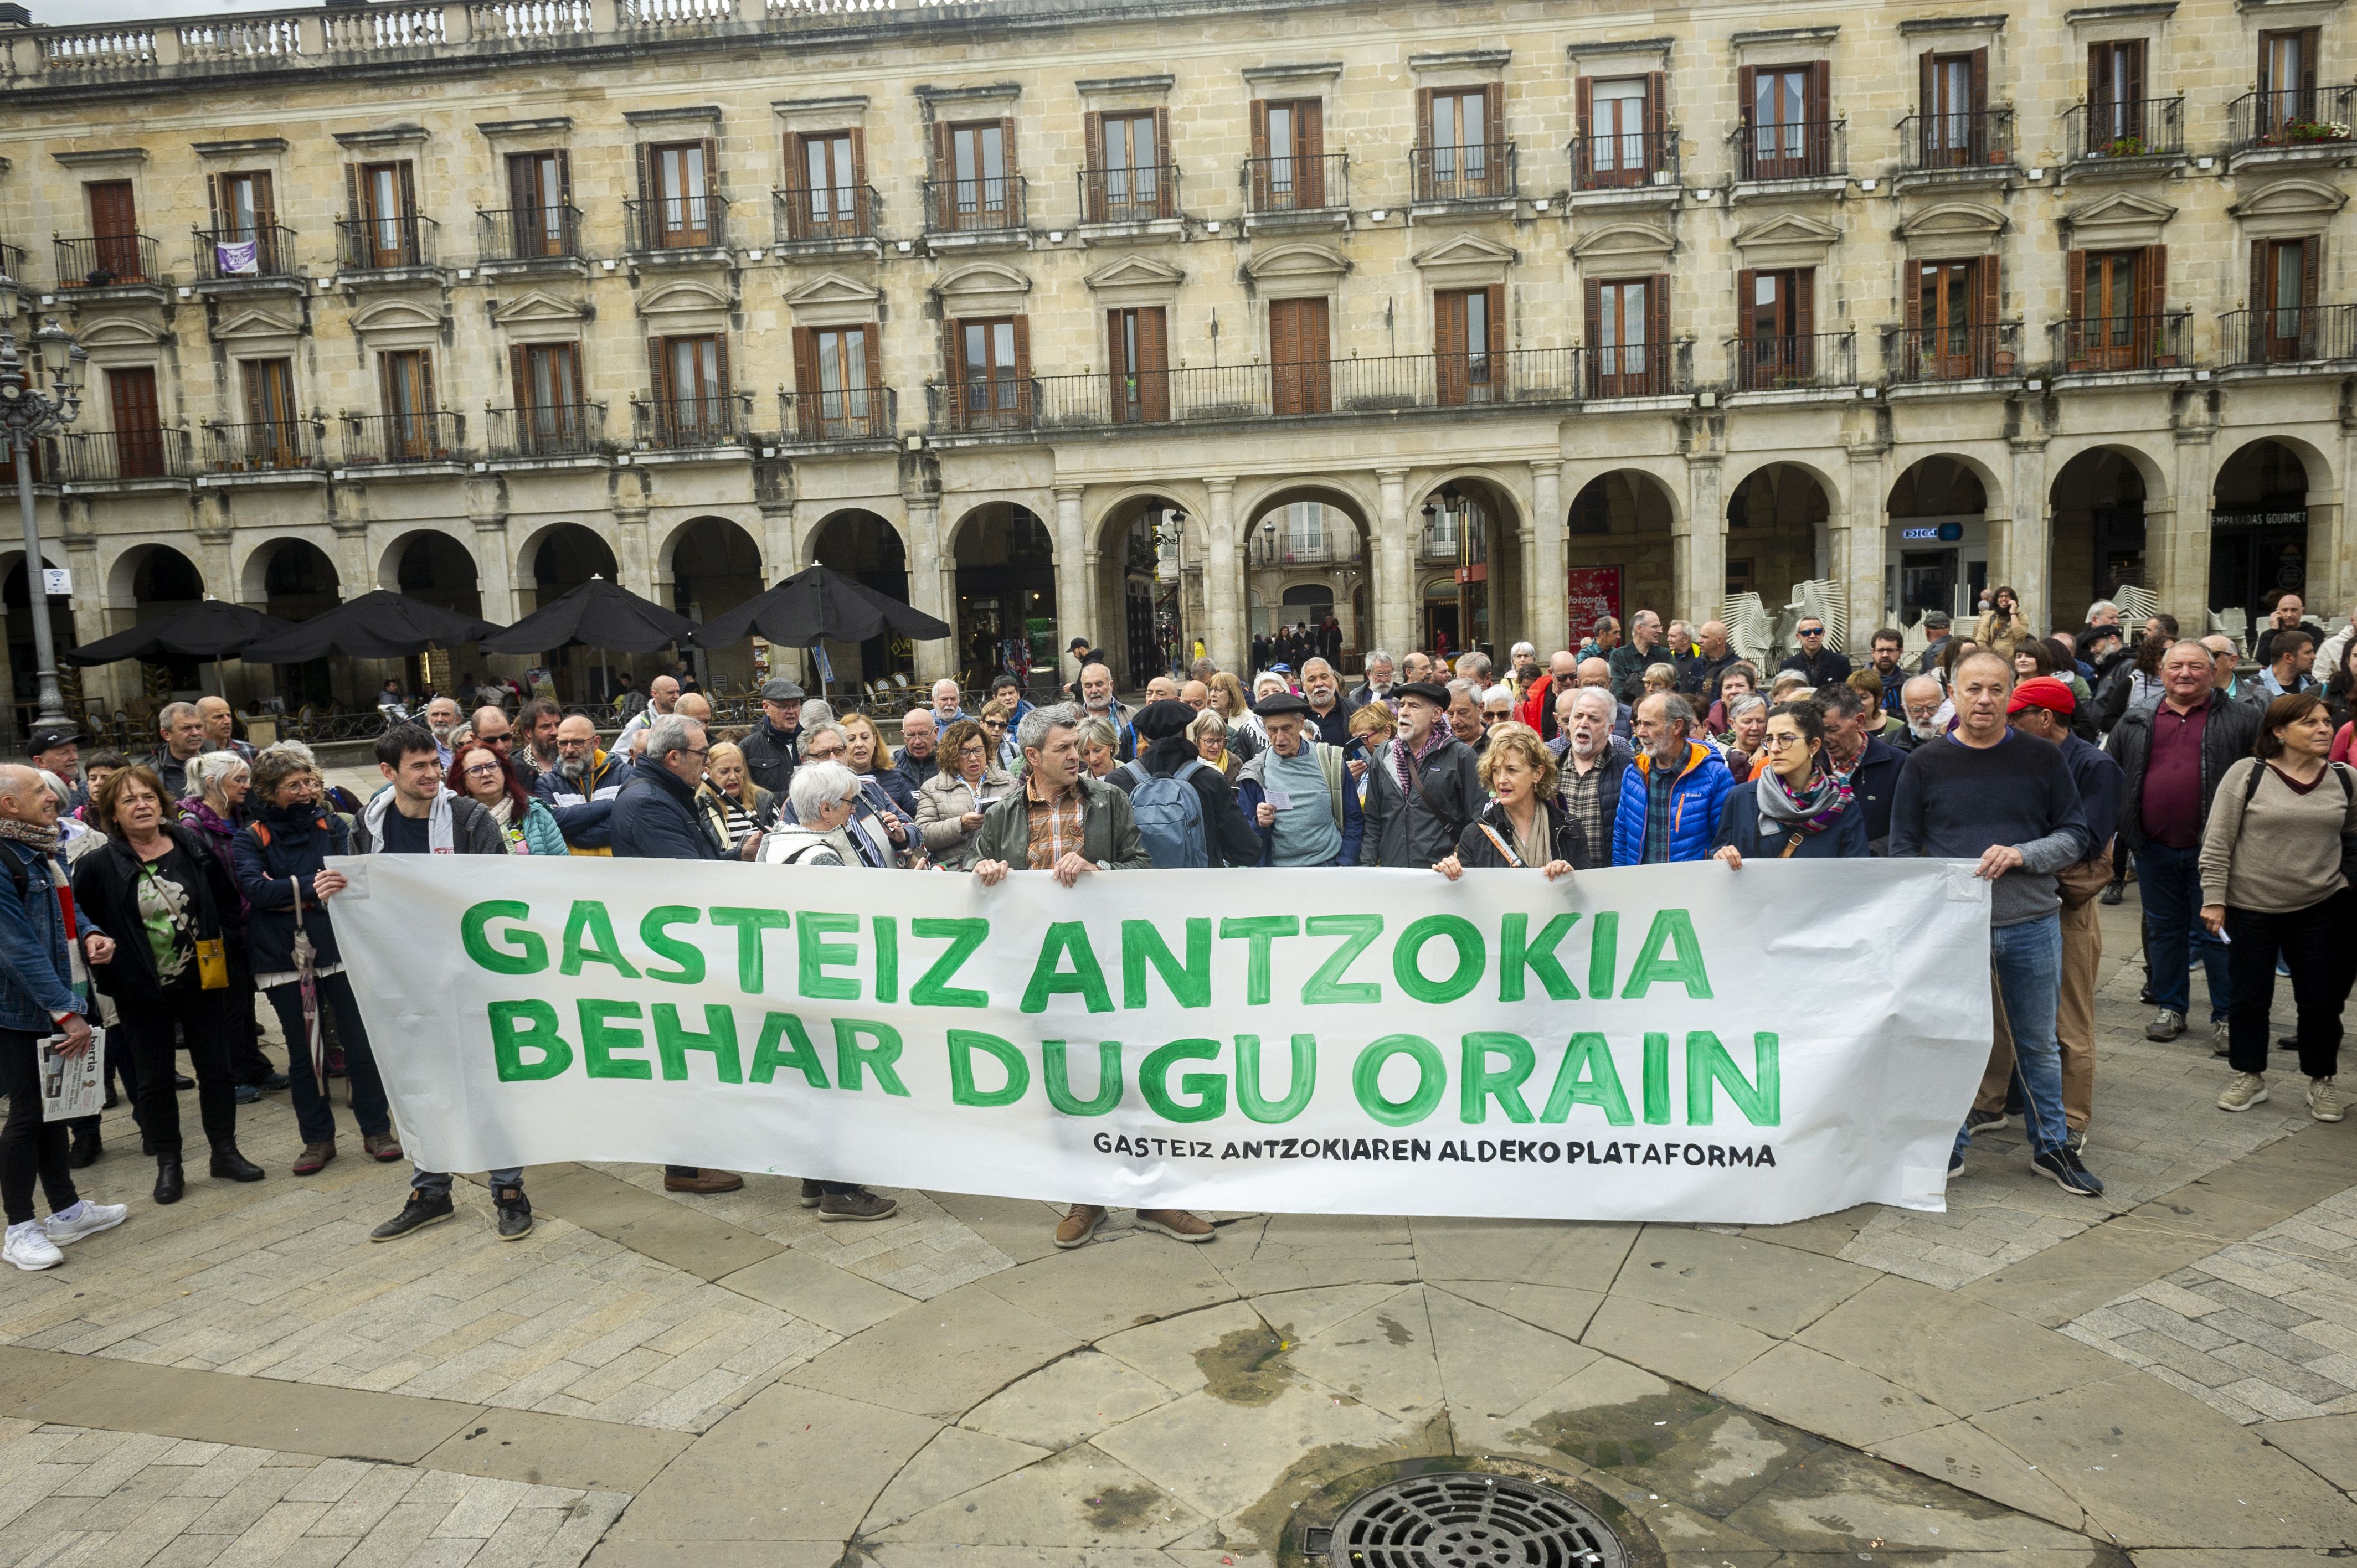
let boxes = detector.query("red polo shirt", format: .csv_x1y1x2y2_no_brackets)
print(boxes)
2140,697,2210,848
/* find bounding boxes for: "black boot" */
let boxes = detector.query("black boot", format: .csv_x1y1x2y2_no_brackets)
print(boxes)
68,1127,100,1168
209,1143,265,1183
153,1156,185,1205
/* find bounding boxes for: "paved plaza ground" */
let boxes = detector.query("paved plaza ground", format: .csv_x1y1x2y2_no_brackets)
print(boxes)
5,876,2357,1567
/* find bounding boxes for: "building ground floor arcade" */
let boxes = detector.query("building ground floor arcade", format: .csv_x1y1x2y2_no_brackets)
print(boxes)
11,373,2353,728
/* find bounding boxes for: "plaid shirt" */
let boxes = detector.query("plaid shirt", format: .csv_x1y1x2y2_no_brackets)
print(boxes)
1560,755,1609,858
1022,781,1086,869
1641,762,1679,864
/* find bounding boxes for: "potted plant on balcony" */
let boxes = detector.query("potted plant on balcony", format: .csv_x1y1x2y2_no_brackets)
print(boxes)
2100,133,2148,158
2282,118,2352,145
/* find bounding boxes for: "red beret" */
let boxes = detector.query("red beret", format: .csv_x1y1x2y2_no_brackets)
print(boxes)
2007,675,2077,716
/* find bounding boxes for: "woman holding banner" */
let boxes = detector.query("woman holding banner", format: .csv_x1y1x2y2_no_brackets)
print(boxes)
1432,723,1585,879
1710,701,1869,865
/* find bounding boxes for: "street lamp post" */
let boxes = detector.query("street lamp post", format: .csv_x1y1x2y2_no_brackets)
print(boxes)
0,272,85,735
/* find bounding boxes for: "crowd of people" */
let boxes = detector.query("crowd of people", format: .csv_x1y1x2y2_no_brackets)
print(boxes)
1,587,2351,1270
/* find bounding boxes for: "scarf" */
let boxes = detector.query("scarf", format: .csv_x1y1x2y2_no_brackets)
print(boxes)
1391,723,1449,797
1755,765,1852,837
362,785,455,853
0,818,60,854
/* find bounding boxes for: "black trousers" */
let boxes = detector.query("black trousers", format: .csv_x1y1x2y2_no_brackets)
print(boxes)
224,947,274,1085
0,1027,79,1225
2225,887,2357,1078
117,988,238,1157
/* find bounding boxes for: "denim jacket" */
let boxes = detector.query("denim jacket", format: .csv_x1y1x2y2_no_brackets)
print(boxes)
0,838,86,1032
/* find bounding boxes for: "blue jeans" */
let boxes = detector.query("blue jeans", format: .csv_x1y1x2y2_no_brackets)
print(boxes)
1957,913,2067,1159
414,1165,522,1199
2135,842,2232,1020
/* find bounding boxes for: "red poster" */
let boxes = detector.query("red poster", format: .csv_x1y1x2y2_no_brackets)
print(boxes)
1565,566,1623,633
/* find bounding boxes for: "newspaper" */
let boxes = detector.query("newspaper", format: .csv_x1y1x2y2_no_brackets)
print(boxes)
39,1029,104,1122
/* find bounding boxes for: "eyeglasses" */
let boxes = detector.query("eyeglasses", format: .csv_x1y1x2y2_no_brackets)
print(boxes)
1799,627,1825,637
462,762,503,777
1759,732,1807,749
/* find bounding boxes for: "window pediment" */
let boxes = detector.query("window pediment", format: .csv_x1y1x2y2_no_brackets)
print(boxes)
1412,232,1516,286
1084,255,1184,307
348,298,442,352
211,307,302,343
2061,188,2176,248
492,290,590,342
636,279,736,333
2231,177,2349,219
1732,212,1840,267
933,261,1032,314
1896,200,2008,256
1244,243,1351,294
1571,220,1676,266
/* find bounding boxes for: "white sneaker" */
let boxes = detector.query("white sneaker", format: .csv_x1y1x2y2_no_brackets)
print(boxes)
2309,1076,2348,1123
43,1201,126,1246
3,1221,61,1272
2219,1072,2270,1112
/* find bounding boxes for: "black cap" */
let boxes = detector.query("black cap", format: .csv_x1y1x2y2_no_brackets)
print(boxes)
27,724,78,756
1254,693,1313,718
1068,637,1093,652
1133,699,1197,741
759,677,806,703
1394,681,1451,706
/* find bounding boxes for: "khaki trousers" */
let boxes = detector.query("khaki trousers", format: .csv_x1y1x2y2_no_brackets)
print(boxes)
1977,880,2102,1131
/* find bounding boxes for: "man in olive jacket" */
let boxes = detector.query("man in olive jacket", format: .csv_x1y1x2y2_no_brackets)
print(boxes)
1359,681,1486,867
972,704,1151,876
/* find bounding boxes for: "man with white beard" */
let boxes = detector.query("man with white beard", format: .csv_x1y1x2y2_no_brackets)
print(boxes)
1548,687,1632,858
1892,675,1947,752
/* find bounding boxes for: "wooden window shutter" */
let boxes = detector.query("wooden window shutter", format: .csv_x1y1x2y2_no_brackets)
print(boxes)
1484,81,1502,147
1736,65,1756,128
397,161,417,219
1573,77,1594,182
1645,71,1668,149
999,116,1017,175
419,350,436,412
2302,233,2323,307
509,344,527,406
1977,252,2001,328
2065,249,2087,324
2302,28,2322,92
1793,270,1815,338
792,327,819,397
1415,87,1434,150
1153,106,1171,215
555,152,571,208
1138,308,1170,422
1106,308,1129,384
1918,50,1936,114
1968,48,1989,113
861,324,882,393
2123,41,2144,104
344,163,361,223
2252,236,2271,306
1735,269,1758,339
635,143,654,207
2141,244,2168,318
1903,261,1923,332
699,136,718,187
648,336,669,401
206,174,223,230
1806,60,1831,168
1299,100,1324,203
932,122,953,226
943,318,964,420
1583,276,1603,344
1485,283,1507,359
1083,110,1104,220
847,128,866,192
1249,101,1269,159
1645,275,1671,378
782,133,809,196
1011,315,1032,421
2087,40,2108,101
712,336,730,404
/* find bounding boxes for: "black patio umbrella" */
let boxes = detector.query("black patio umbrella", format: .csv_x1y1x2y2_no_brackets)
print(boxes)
689,563,951,651
238,590,500,664
480,576,698,656
59,599,294,666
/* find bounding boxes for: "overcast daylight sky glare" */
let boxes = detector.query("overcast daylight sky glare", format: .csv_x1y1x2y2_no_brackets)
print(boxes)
59,1,331,21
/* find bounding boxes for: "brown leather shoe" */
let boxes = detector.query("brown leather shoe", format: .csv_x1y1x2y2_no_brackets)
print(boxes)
1054,1204,1106,1249
363,1132,404,1163
1135,1209,1214,1243
663,1168,744,1194
292,1140,336,1177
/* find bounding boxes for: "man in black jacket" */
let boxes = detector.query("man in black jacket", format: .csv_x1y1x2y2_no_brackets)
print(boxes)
1817,685,1905,852
1360,682,1485,866
738,677,806,797
1778,617,1853,688
1108,700,1262,866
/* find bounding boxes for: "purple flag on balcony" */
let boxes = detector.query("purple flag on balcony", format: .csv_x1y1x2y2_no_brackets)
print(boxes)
215,240,258,276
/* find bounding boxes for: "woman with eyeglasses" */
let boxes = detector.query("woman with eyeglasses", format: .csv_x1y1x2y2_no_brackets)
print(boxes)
696,740,773,852
1207,672,1264,762
449,744,565,855
1719,693,1770,780
917,719,1015,871
979,699,1023,777
793,723,906,867
1711,700,1868,865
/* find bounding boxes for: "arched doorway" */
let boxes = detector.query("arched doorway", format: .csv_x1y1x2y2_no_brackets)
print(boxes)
1725,465,1830,611
809,511,913,693
119,545,207,693
1565,471,1676,643
1247,499,1365,672
1416,476,1523,665
251,539,340,708
384,530,483,699
1885,457,1989,631
951,502,1055,688
521,524,620,704
2049,448,2150,627
1092,495,1190,689
668,517,764,697
2211,439,2314,637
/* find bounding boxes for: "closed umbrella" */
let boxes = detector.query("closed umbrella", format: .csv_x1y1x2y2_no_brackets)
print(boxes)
480,576,697,656
60,598,294,666
238,590,499,664
690,563,951,650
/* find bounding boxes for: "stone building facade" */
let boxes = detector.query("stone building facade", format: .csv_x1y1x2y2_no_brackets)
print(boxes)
1,0,2350,716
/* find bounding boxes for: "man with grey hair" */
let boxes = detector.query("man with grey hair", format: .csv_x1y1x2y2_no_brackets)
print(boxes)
1351,650,1396,708
1076,662,1136,762
194,695,254,765
1551,686,1631,857
2085,600,2122,635
892,706,941,791
1299,657,1354,747
152,702,206,802
1444,678,1486,749
1576,656,1634,740
1895,674,1947,751
613,673,681,758
1609,610,1677,701
1610,691,1736,866
930,678,966,725
532,713,626,853
1453,651,1493,686
421,695,463,769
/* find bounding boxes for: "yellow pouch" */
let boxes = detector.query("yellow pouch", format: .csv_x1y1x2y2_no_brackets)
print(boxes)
194,938,228,991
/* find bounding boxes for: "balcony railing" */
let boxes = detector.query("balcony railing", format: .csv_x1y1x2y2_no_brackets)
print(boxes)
342,411,464,465
623,195,733,253
2229,86,2357,154
488,403,606,459
923,176,1027,235
2063,97,2186,162
1585,342,1691,399
1727,331,1858,392
2218,303,2357,366
773,185,878,244
336,213,438,270
0,243,21,281
1079,164,1178,224
0,439,45,488
1242,152,1349,214
1409,141,1516,203
59,427,193,482
1898,107,2015,172
781,386,897,444
1248,533,1361,568
204,419,325,473
2050,311,2191,374
632,393,753,449
1570,128,1678,192
1883,322,2022,382
55,234,159,288
193,225,298,282
1733,118,1845,182
476,204,584,262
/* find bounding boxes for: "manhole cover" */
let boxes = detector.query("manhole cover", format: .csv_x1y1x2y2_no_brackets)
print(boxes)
1319,1472,1630,1567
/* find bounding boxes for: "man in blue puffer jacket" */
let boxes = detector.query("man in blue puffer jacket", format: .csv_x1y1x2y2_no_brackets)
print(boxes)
1611,693,1738,866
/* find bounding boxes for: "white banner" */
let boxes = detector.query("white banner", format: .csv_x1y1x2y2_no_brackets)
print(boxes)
327,856,1994,1223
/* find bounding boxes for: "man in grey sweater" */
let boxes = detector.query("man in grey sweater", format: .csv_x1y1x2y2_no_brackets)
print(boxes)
1891,652,2099,1196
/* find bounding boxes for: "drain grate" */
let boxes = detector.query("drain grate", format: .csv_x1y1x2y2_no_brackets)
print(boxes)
1316,1472,1629,1568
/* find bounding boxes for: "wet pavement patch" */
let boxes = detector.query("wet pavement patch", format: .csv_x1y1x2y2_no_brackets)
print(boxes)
1196,1320,1300,1406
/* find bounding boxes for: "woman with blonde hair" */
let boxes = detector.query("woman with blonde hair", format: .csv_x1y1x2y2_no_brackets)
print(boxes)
917,719,1014,870
1207,671,1264,761
1077,715,1121,780
1346,701,1398,811
696,740,773,852
1190,708,1239,780
840,711,918,825
1433,723,1586,878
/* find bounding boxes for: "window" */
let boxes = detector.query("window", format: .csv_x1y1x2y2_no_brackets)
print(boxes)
351,162,418,268
1907,257,2001,378
505,151,573,258
240,358,300,467
106,367,164,479
792,324,882,438
950,317,1030,430
2260,28,2320,132
1576,75,1664,188
786,132,865,241
1087,111,1169,223
86,180,144,281
935,120,1014,231
1267,296,1331,416
1740,63,1830,179
379,350,441,459
1584,275,1668,396
1434,286,1505,405
510,342,585,452
1106,306,1169,424
2088,40,2148,146
2065,246,2169,369
1249,100,1327,211
2251,236,2322,360
1735,267,1816,387
644,141,716,248
1418,86,1504,199
1919,49,1990,164
203,171,279,275
647,334,730,443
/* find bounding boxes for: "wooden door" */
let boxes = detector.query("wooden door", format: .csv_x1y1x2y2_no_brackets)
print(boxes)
517,342,584,451
240,359,299,467
87,182,142,280
106,367,163,478
1107,307,1169,424
1914,260,1980,378
946,123,1010,230
1746,66,1813,178
1435,286,1506,405
2255,236,2320,360
381,351,436,458
653,143,712,247
800,325,879,437
1269,297,1330,416
506,152,570,256
2088,40,2147,148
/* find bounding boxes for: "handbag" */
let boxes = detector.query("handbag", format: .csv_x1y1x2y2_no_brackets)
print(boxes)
194,937,228,991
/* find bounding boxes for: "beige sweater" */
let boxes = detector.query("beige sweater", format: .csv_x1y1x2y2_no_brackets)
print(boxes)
2199,757,2357,911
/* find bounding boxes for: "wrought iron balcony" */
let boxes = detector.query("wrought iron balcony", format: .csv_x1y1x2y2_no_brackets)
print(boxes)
342,411,464,465
2050,311,2192,374
1898,108,2016,172
476,204,585,262
59,427,193,482
1079,164,1178,224
1248,533,1362,568
1727,331,1859,393
2229,86,2357,154
204,419,325,473
2217,303,2357,367
1409,141,1516,203
623,195,733,254
2063,97,2185,162
1882,322,2023,382
1570,128,1677,191
194,225,298,282
780,386,897,444
923,175,1027,236
1733,118,1846,182
55,234,159,288
773,185,879,245
488,403,606,459
1584,341,1692,399
631,393,753,449
336,213,439,271
1242,152,1349,214
0,242,22,280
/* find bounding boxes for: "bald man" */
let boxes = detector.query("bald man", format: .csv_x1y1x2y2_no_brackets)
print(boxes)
615,674,682,757
194,696,255,764
1576,657,1634,740
674,691,713,726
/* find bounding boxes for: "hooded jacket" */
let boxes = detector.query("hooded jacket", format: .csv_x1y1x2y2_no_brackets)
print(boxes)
1610,740,1738,866
531,746,626,852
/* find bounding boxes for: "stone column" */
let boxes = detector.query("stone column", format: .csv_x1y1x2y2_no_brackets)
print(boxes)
1052,485,1092,654
2158,430,2216,632
2004,439,2051,634
758,498,796,586
1204,477,1241,672
1527,461,1566,655
1375,467,1414,656
905,494,956,683
1684,454,1725,632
